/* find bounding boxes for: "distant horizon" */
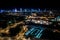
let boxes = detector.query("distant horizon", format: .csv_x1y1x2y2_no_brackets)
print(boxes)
0,8,60,10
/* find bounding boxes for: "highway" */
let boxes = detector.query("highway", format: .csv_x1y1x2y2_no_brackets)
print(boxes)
0,21,24,35
25,26,45,38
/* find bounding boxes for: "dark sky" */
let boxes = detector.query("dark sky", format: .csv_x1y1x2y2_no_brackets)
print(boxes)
0,0,60,9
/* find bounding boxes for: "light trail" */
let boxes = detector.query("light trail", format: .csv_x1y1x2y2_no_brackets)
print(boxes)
35,30,40,35
30,29,37,34
25,28,35,36
35,29,43,38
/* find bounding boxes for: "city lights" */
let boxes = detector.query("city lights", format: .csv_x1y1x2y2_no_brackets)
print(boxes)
0,8,60,40
0,8,47,13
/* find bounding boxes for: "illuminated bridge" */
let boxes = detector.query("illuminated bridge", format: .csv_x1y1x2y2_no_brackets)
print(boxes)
24,26,46,38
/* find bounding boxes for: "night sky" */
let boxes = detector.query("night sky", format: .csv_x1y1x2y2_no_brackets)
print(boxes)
0,0,60,10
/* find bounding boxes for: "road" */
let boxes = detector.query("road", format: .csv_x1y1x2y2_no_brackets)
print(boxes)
0,21,25,36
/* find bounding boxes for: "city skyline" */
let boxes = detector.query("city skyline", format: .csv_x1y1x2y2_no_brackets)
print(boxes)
0,8,59,13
